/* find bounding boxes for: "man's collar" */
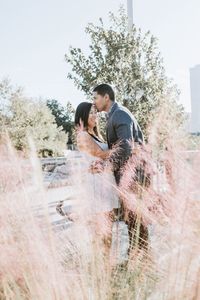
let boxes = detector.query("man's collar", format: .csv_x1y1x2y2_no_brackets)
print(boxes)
106,102,118,120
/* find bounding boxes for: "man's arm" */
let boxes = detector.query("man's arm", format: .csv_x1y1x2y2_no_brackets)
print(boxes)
110,110,134,169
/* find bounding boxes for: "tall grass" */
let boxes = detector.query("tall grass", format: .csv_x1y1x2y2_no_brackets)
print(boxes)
0,128,199,300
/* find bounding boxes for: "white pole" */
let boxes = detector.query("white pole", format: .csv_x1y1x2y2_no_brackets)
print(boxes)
127,0,133,31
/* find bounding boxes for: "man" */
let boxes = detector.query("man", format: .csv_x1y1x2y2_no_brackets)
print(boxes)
93,83,148,255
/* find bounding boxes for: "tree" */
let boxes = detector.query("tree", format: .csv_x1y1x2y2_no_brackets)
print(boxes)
46,99,75,144
65,7,185,141
0,79,67,156
187,134,200,151
0,78,23,128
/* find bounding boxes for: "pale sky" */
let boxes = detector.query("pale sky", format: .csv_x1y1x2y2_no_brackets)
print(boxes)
1,0,200,112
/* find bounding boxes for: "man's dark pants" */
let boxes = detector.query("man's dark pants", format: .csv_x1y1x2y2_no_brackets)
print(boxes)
114,170,149,255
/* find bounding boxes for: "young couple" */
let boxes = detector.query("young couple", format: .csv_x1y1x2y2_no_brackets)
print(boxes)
74,84,148,257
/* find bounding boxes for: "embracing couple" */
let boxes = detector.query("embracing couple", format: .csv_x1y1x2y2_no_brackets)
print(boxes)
74,83,148,258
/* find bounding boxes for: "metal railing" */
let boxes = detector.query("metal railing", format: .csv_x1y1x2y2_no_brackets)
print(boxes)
40,157,67,166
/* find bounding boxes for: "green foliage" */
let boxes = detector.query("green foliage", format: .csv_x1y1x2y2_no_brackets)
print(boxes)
46,99,75,144
65,7,185,141
0,78,23,126
148,87,186,155
187,134,200,151
0,79,67,156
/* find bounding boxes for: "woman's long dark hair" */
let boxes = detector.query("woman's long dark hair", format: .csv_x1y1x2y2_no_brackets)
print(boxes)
74,102,102,140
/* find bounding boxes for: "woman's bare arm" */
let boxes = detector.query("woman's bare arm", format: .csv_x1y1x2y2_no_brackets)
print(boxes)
77,132,110,159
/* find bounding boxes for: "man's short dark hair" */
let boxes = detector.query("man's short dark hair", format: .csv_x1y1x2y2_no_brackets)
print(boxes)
93,84,115,102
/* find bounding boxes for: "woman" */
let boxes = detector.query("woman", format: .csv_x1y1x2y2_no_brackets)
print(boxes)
75,102,109,159
72,102,119,257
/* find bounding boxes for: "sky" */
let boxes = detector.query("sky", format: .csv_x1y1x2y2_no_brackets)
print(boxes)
0,0,200,112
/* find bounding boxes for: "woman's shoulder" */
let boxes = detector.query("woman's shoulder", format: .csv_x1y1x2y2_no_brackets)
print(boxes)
77,131,91,141
77,131,93,151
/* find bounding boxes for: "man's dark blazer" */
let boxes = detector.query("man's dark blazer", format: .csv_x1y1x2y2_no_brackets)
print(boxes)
106,102,143,184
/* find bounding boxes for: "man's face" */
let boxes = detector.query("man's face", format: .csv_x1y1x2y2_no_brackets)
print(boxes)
93,91,107,112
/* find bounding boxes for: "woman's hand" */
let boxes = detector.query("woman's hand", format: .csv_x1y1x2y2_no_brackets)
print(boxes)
89,159,112,174
89,160,104,174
